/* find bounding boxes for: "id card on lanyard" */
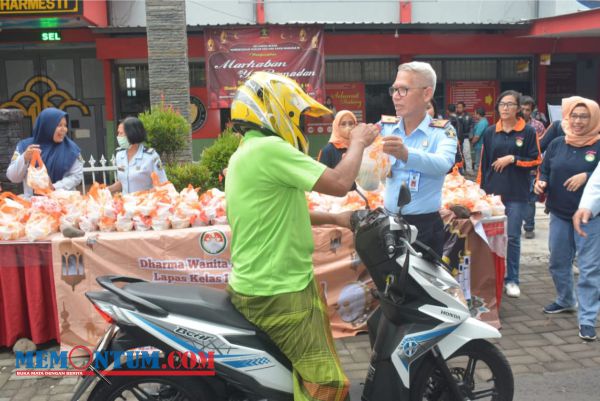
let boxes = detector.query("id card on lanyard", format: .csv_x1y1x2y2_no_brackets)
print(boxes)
408,170,420,192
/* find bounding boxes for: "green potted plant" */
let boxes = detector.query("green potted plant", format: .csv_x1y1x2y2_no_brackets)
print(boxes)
199,128,242,190
138,100,190,164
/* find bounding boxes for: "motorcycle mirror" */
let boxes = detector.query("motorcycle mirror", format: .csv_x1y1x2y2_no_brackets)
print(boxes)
397,184,411,209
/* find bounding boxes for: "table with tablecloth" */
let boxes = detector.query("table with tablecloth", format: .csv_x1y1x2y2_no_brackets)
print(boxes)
0,241,60,348
0,214,506,349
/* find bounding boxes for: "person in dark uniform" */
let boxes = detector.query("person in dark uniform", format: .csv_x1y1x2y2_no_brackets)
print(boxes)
318,110,357,168
477,90,542,298
540,120,566,153
534,96,600,341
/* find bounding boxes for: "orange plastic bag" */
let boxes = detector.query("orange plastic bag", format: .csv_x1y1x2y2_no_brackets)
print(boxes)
26,151,52,195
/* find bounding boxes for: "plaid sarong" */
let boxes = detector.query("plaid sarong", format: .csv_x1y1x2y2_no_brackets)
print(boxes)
228,279,350,401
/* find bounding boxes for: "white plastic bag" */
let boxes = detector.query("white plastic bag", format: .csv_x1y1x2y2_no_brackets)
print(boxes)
356,136,390,191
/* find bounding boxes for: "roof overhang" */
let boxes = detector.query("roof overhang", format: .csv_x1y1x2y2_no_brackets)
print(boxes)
91,21,529,36
526,8,600,38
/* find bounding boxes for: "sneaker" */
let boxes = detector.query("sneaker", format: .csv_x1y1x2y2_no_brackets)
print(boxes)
524,230,535,239
505,282,521,298
543,302,576,314
579,325,597,341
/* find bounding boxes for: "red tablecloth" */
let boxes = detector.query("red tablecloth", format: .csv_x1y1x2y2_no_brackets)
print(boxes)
0,243,60,348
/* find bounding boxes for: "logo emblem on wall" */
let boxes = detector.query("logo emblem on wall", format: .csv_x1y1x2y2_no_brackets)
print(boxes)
0,76,90,127
190,96,207,131
200,230,227,255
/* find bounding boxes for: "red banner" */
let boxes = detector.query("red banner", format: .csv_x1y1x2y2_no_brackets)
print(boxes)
447,80,500,123
305,82,366,135
205,26,325,108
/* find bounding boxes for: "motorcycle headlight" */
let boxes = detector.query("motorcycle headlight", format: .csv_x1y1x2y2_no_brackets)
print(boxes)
444,286,468,308
417,269,468,307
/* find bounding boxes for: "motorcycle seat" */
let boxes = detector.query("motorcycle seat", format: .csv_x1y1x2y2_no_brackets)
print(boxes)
123,282,256,331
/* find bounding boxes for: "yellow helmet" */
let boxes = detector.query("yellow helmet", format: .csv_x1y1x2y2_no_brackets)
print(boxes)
231,71,332,154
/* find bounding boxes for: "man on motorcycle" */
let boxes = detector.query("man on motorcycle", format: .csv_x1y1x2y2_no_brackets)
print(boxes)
225,72,379,401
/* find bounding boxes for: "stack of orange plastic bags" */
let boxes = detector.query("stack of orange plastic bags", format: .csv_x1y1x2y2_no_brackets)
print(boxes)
305,169,506,219
306,184,384,213
442,169,505,218
0,173,230,242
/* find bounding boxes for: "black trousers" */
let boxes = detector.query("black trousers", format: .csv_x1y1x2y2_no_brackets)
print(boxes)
403,212,445,257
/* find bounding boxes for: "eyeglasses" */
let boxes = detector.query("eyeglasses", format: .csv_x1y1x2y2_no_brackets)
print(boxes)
570,113,591,121
388,86,427,97
339,121,356,128
498,102,518,109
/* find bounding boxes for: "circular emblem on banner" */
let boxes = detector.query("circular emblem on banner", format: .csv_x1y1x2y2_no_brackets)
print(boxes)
585,152,596,162
200,229,227,255
190,96,207,131
515,138,524,147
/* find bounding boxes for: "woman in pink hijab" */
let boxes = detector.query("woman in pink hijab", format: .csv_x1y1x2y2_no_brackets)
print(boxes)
317,110,357,168
534,96,600,341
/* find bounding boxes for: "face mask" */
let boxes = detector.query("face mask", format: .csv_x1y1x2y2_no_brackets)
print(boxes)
117,136,130,149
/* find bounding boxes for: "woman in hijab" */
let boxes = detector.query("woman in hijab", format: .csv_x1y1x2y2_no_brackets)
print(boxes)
534,96,600,341
317,110,357,168
7,107,83,197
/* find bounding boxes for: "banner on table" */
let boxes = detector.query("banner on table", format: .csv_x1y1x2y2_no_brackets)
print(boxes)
52,225,377,349
52,219,503,350
205,25,325,108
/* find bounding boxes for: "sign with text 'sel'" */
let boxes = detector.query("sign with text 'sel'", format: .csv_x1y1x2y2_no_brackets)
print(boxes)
0,0,80,15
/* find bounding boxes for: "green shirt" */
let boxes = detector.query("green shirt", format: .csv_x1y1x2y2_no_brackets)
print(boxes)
225,131,327,296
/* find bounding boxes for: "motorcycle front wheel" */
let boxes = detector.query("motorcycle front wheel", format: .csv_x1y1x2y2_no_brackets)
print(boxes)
410,339,514,401
87,376,216,401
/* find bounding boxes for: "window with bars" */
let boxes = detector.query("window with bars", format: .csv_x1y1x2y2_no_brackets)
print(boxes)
445,59,497,81
190,63,206,87
500,59,532,81
325,59,398,83
116,63,207,119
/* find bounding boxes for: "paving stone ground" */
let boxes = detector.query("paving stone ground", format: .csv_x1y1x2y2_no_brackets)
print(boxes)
1,205,599,399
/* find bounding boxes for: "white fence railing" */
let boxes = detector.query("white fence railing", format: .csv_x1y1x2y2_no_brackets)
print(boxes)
81,154,117,195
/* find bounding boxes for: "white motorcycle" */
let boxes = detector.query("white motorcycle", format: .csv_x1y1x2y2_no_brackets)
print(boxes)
71,185,513,401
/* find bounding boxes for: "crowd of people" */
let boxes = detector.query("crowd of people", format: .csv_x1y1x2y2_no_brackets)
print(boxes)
314,63,599,343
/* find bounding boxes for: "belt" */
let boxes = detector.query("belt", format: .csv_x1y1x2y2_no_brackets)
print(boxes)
403,212,441,224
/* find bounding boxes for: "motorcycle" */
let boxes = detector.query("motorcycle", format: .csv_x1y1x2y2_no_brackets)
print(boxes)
71,185,513,401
